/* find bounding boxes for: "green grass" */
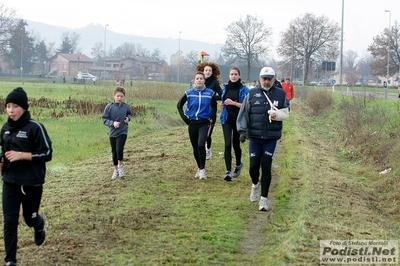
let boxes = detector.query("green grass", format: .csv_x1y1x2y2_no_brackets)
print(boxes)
0,80,399,265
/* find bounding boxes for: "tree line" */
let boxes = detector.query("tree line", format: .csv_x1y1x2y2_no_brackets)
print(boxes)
1,3,399,84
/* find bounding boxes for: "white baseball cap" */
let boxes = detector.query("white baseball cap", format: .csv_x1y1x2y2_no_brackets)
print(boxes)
259,67,275,78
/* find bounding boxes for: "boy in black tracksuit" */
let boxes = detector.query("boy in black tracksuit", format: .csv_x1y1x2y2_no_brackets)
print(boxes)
0,87,53,266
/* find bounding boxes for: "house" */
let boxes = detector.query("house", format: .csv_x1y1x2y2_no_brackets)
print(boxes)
88,55,162,81
48,53,93,77
48,53,162,80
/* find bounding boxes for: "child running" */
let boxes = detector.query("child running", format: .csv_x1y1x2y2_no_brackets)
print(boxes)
177,71,217,180
0,87,53,266
102,86,133,180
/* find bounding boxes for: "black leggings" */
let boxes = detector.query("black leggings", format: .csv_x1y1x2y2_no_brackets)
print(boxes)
222,122,241,172
109,134,127,166
249,157,273,198
188,121,209,169
206,123,215,150
2,182,43,263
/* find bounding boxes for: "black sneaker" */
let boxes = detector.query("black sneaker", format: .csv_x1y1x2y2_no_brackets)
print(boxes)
224,171,232,182
232,162,244,178
6,261,17,266
34,214,46,246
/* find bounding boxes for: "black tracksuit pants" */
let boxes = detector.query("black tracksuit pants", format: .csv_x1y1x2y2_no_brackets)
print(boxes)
2,181,43,263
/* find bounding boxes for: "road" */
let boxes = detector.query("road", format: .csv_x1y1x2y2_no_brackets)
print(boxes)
328,87,399,100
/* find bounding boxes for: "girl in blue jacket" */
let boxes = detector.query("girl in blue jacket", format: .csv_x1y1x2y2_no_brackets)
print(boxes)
177,72,217,180
196,62,222,160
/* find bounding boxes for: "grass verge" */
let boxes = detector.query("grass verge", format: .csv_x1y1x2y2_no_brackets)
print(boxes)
0,82,398,265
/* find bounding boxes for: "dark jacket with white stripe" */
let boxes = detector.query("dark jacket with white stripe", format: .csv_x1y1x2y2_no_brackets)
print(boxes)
1,113,52,186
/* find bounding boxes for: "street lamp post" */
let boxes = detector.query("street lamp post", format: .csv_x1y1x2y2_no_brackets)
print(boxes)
290,26,294,82
20,28,23,78
104,24,108,81
385,10,391,99
178,31,181,83
339,0,344,85
78,53,81,72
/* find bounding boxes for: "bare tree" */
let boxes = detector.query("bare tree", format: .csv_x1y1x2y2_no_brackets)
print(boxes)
368,20,400,77
46,42,56,58
222,15,271,80
150,48,166,62
343,50,359,71
134,43,150,57
114,42,136,58
278,13,340,84
176,50,200,82
185,50,199,70
341,50,361,85
0,4,17,53
91,42,103,65
113,42,151,58
69,31,81,54
358,55,374,77
57,31,81,54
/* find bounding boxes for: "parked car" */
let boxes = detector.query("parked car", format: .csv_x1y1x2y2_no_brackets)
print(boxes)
310,81,318,86
77,73,98,80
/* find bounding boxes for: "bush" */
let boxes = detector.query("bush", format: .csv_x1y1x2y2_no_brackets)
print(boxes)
336,96,400,166
305,89,333,115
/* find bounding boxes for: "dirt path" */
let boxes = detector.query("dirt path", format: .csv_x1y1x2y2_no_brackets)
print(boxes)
237,145,282,260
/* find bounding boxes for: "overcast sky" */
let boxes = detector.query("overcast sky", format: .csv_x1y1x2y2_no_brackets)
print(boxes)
1,0,398,59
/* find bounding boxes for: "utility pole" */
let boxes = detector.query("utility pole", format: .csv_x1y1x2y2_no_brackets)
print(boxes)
291,26,294,82
178,31,181,83
104,24,108,81
384,10,391,99
20,27,23,78
339,0,344,85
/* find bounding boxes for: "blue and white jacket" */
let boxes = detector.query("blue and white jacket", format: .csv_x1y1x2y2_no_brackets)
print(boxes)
177,86,217,125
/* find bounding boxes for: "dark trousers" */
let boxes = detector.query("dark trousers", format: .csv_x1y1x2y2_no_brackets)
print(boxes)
188,121,209,169
222,122,242,172
248,138,277,198
109,134,127,166
206,123,215,150
2,181,43,263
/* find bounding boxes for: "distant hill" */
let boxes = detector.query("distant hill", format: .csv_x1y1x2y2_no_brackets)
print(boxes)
26,21,224,61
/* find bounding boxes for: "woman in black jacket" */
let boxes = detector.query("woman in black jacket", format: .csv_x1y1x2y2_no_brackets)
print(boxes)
0,87,53,266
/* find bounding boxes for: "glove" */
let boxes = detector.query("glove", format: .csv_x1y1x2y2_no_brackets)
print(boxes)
239,132,247,143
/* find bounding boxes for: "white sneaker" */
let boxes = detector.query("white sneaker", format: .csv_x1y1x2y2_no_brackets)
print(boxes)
250,182,260,202
111,169,119,180
118,164,126,177
206,148,212,160
199,169,207,180
259,196,269,211
195,168,200,178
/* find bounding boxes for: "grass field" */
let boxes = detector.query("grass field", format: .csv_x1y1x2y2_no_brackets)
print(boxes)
0,80,398,265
